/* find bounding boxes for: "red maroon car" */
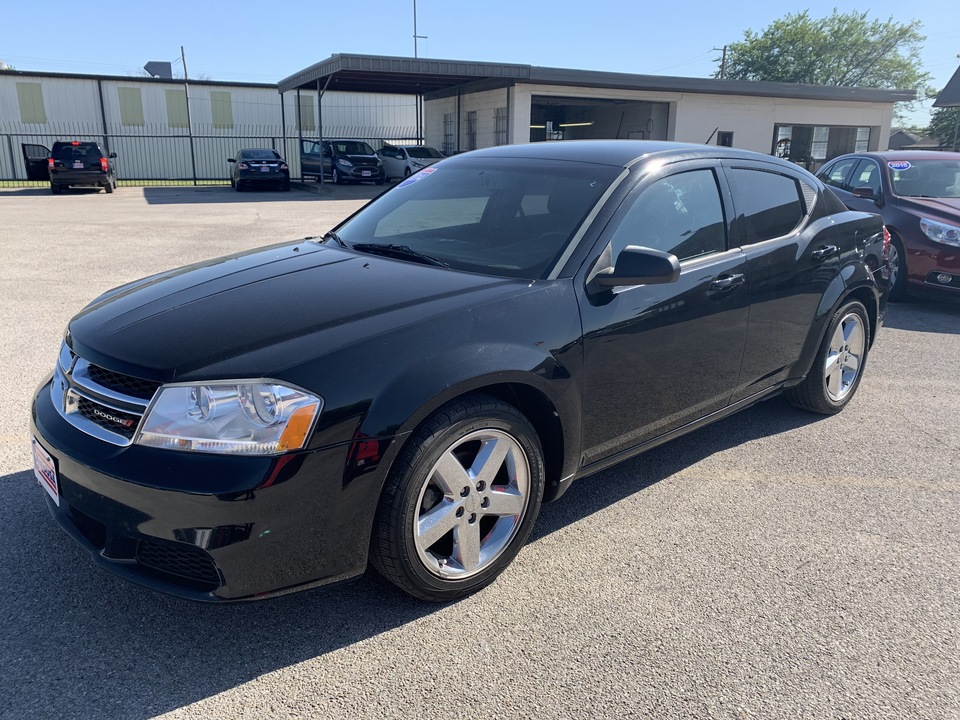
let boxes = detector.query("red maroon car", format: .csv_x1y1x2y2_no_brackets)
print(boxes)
817,151,960,300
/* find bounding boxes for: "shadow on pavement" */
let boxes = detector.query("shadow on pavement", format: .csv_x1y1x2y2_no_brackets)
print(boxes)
882,296,960,335
141,183,388,206
2,396,819,718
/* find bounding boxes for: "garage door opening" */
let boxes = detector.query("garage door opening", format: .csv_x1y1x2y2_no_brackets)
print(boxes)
530,96,669,142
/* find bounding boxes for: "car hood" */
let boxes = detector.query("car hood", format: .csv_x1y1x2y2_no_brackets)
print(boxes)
897,196,960,219
68,241,521,382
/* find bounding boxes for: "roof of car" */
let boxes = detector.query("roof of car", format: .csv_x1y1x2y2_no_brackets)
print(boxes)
840,150,960,162
449,140,778,168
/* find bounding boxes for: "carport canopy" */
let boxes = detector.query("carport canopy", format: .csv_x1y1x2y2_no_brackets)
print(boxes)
278,54,531,95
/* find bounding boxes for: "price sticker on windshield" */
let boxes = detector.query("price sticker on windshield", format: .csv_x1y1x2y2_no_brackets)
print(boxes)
397,167,437,189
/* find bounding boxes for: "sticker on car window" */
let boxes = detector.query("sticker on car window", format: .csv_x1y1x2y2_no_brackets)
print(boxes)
888,161,911,171
397,167,437,189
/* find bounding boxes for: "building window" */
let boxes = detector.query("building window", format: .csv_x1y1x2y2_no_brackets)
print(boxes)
811,126,829,160
717,131,734,147
466,111,477,151
442,113,455,155
855,127,871,153
16,82,46,124
298,96,316,132
165,89,189,129
118,87,145,127
210,91,234,129
494,107,507,146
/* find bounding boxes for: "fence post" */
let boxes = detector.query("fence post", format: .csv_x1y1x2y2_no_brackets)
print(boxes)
183,80,198,186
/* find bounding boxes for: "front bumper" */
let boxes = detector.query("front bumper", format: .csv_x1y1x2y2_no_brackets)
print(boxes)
31,377,383,601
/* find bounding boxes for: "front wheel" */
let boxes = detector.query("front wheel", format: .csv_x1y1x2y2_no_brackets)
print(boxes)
332,168,342,185
787,299,870,415
370,395,545,601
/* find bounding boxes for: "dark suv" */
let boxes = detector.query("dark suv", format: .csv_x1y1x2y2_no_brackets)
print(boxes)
48,141,118,194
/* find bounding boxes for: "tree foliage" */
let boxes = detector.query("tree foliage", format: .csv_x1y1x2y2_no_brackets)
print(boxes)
718,10,929,93
928,106,960,150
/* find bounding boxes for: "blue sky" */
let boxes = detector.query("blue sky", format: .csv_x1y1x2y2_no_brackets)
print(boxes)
2,0,957,126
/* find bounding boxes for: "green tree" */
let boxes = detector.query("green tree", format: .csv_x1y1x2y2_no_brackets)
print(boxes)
718,10,929,95
928,106,960,150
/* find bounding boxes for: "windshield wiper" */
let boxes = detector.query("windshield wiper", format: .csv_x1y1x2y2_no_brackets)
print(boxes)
351,243,450,268
322,231,346,247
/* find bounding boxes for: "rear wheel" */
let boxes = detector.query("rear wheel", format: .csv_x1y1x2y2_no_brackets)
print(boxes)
787,299,869,415
104,180,114,194
282,182,291,191
235,180,244,192
50,183,62,195
370,395,545,601
887,232,908,301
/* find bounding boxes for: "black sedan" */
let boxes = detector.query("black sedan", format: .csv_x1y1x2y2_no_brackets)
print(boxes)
817,151,960,299
31,141,885,603
228,148,290,191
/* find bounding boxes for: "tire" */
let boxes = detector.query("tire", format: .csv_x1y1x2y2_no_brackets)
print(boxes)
403,168,412,178
786,299,870,415
50,184,62,195
370,394,545,601
235,180,244,192
282,182,291,192
230,177,235,189
375,178,385,186
332,168,341,185
104,180,114,194
887,232,908,301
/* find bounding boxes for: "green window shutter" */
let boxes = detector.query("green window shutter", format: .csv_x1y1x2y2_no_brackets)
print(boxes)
299,100,316,132
210,91,233,129
165,89,189,128
118,87,145,126
16,82,47,124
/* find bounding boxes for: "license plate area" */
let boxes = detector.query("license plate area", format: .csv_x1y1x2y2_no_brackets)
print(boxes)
32,437,59,506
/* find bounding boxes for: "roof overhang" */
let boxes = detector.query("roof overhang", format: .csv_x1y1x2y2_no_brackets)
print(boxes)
279,53,915,105
278,54,530,95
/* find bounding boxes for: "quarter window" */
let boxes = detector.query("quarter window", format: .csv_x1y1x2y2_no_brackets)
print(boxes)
728,168,805,243
609,169,727,263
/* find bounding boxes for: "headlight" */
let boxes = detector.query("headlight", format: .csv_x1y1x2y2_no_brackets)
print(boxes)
375,158,382,166
920,218,960,247
411,160,426,169
337,158,354,168
137,381,322,455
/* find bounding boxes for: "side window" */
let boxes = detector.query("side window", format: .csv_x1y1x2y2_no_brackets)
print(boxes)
609,169,727,263
301,141,321,155
728,168,805,244
851,160,881,195
819,157,858,190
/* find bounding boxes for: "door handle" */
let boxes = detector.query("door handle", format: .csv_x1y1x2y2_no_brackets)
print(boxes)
710,273,746,291
812,245,838,260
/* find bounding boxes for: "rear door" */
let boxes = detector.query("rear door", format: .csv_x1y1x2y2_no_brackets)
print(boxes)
21,144,50,181
723,160,844,401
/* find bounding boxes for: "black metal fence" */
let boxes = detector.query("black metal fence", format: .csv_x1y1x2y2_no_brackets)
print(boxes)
1,121,418,187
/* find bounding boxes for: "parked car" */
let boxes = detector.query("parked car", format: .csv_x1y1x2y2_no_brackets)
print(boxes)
378,145,445,179
228,149,290,191
31,141,885,603
817,151,960,299
301,139,385,185
46,141,118,194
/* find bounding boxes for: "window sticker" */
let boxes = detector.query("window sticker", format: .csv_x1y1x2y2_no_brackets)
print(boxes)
397,166,437,189
888,161,911,171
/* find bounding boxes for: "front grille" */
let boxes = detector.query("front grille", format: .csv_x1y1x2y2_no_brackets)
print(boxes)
51,344,155,446
136,540,221,589
86,364,160,400
76,397,140,439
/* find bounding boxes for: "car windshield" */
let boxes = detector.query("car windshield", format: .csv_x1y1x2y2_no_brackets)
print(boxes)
889,159,960,198
334,157,621,279
334,141,375,156
406,147,444,159
242,150,281,160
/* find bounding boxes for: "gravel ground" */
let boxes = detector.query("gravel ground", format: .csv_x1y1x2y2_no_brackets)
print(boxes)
0,185,957,720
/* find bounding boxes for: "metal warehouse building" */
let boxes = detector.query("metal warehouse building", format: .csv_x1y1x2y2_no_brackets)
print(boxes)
1,54,914,183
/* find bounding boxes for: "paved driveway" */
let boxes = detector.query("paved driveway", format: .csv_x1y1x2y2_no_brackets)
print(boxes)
1,187,957,719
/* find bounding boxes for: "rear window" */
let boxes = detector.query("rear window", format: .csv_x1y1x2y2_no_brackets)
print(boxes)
241,150,281,160
52,142,101,161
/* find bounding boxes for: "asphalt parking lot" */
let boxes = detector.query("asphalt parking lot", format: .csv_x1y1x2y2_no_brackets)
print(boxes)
1,185,958,720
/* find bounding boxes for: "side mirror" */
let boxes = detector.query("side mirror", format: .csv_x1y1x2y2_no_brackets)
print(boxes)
594,246,681,287
108,152,118,159
852,186,877,199
227,158,236,163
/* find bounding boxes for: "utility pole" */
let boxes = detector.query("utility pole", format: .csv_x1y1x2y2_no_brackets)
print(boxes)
413,0,427,58
181,45,197,186
713,45,728,79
